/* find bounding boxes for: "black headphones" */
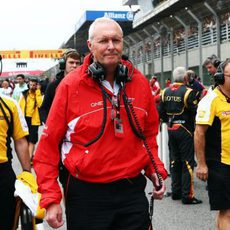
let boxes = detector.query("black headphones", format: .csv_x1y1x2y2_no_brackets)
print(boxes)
214,62,224,85
59,49,79,70
207,54,221,68
88,56,132,85
214,59,230,85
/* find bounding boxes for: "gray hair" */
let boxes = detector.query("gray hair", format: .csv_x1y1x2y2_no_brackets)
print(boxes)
173,67,186,82
88,17,123,41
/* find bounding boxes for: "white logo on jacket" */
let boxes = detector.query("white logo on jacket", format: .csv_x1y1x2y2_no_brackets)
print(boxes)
91,101,103,107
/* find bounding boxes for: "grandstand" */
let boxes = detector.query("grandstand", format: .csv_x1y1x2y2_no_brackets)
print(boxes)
61,0,229,87
122,0,230,86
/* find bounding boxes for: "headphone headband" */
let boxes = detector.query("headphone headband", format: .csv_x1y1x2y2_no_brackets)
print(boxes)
62,49,78,59
59,49,80,70
207,54,221,68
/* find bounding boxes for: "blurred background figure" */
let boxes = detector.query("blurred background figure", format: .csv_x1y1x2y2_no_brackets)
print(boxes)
165,78,172,88
12,74,28,102
150,75,161,96
150,75,161,105
19,78,43,163
185,70,207,99
0,79,13,97
39,77,49,95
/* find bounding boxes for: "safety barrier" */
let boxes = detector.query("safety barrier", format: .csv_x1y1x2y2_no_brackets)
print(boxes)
157,123,170,173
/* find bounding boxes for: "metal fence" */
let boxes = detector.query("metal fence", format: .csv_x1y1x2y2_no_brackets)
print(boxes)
132,23,230,64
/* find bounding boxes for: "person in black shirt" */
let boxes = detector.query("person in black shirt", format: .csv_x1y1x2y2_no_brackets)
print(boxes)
158,66,202,205
185,70,207,99
41,49,81,122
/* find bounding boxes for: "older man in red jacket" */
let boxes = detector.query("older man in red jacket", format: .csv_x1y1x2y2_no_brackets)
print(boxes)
34,17,167,230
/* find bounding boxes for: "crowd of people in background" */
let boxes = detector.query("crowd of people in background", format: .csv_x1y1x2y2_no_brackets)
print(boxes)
131,11,230,62
0,75,50,98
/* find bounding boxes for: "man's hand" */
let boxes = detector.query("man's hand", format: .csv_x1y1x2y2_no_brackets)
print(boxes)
196,163,208,181
194,124,209,182
45,203,64,228
151,173,166,200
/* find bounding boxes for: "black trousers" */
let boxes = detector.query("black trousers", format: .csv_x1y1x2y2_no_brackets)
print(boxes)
0,162,16,230
168,126,195,199
65,174,151,230
25,117,39,144
207,161,230,210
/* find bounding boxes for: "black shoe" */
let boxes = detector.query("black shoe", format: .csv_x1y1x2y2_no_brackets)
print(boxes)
164,192,172,197
182,197,202,205
171,193,182,200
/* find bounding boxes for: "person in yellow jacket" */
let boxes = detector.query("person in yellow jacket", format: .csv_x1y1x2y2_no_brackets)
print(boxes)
19,78,43,161
0,94,31,230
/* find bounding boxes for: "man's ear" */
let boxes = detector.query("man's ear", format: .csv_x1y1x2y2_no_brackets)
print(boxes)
87,40,92,51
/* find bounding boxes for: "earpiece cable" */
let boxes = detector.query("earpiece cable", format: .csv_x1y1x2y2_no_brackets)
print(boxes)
122,87,163,189
84,82,107,147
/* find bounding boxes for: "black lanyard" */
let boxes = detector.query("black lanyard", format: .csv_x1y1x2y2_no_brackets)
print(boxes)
101,86,122,120
0,97,13,135
101,86,125,138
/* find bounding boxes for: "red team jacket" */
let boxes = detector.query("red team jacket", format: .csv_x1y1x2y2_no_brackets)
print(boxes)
33,54,167,209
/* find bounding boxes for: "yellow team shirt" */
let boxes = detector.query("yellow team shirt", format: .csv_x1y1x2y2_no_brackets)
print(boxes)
25,92,36,117
19,89,43,126
0,95,28,163
196,88,230,165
